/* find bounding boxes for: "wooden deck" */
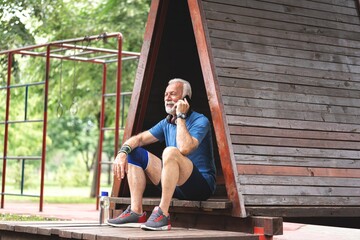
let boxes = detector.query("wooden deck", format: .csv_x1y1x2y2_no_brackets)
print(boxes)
0,221,259,240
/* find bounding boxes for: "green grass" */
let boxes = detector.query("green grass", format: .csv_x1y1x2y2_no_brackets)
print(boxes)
0,213,61,221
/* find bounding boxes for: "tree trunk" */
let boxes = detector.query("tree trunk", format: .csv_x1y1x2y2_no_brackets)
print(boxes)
90,137,100,198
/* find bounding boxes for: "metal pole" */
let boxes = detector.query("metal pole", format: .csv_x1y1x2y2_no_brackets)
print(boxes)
121,94,125,129
20,159,25,195
96,63,107,210
114,33,123,163
1,53,13,208
39,45,51,212
24,85,29,120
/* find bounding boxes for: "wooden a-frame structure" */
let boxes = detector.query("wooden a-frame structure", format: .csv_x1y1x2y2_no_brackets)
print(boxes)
110,0,360,230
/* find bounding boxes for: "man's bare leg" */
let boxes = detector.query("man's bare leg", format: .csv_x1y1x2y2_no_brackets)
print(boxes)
158,147,193,216
127,152,162,214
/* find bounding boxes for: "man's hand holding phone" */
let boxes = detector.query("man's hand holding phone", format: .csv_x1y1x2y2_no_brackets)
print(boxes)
175,96,190,115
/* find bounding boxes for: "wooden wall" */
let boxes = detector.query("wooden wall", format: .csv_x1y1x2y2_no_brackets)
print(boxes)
201,0,360,217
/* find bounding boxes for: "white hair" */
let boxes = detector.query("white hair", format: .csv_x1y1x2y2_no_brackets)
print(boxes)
168,78,192,99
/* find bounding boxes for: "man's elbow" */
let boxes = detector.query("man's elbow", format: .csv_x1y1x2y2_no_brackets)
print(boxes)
178,145,196,156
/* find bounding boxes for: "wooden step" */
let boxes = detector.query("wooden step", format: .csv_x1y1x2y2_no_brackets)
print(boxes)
110,197,232,210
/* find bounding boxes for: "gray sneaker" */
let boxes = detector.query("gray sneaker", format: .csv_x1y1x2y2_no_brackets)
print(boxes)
106,205,146,228
140,206,171,231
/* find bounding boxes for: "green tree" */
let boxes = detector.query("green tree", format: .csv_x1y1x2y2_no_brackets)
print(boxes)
1,0,150,198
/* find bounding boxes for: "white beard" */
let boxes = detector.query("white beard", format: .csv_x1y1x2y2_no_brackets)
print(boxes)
165,101,176,115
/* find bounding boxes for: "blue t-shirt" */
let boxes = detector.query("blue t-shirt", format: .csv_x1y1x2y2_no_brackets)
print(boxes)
149,111,216,193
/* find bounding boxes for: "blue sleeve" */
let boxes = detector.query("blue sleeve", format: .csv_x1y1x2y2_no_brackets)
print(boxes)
188,116,210,144
149,119,166,142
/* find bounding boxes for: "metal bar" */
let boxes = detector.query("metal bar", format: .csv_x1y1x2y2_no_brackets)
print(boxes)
103,93,116,97
21,48,66,57
20,159,25,195
105,56,139,63
48,32,122,45
0,81,45,90
39,45,51,212
89,55,140,61
16,51,106,64
1,53,12,209
0,32,121,55
87,54,118,60
24,86,29,121
5,156,42,160
0,43,49,55
121,94,125,129
114,33,123,171
96,63,107,210
103,92,132,98
1,192,40,197
53,43,140,56
1,120,44,124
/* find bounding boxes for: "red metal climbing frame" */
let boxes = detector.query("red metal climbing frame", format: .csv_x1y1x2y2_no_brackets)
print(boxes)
0,33,139,211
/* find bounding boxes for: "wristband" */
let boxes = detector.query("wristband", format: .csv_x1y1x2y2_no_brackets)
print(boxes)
118,144,132,155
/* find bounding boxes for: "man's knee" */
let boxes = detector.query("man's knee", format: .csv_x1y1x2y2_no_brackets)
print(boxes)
162,147,180,163
127,147,149,170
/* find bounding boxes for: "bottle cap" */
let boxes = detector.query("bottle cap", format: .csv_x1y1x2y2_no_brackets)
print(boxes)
100,191,109,197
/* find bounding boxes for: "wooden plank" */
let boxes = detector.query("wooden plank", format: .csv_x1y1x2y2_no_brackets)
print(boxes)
218,71,360,93
110,197,232,210
237,164,360,178
223,96,360,119
225,105,360,124
204,0,358,15
215,58,360,86
93,227,257,240
213,48,360,74
205,13,360,51
220,86,360,108
0,222,259,240
238,175,360,187
229,126,360,142
211,38,360,68
243,195,360,205
227,116,360,133
239,185,360,196
231,135,360,150
234,145,360,159
208,24,360,59
245,206,360,217
213,49,360,77
203,1,360,34
235,155,360,169
200,199,232,209
204,0,358,23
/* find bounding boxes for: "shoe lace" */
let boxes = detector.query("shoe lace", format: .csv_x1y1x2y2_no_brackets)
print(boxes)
148,208,162,221
119,205,132,218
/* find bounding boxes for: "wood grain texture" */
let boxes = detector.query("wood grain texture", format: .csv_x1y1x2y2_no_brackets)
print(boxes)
202,0,360,216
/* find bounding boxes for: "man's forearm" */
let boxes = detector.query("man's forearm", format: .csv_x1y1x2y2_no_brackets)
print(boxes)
176,119,196,155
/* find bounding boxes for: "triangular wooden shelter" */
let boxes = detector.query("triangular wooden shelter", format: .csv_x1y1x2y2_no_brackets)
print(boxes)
111,0,360,230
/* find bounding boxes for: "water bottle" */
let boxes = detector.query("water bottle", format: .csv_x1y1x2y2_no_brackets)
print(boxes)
99,191,110,225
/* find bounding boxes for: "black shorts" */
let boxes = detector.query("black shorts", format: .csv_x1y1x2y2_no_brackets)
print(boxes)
158,164,212,201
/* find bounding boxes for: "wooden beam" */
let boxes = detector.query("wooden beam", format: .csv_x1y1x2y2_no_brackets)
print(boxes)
187,0,244,217
111,0,169,198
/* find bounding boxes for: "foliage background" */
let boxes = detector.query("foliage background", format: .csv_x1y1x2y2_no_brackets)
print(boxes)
0,0,150,200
